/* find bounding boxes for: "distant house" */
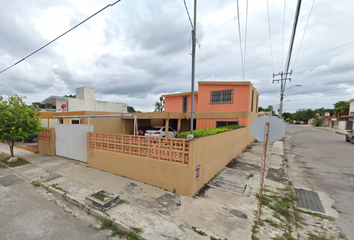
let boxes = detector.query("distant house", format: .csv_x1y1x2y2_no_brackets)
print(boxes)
163,81,259,129
41,87,127,113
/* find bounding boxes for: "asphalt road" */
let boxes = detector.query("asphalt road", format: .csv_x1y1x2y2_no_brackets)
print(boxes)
0,167,111,240
286,124,354,239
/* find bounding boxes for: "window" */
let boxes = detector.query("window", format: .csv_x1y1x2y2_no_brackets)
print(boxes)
210,89,233,104
256,95,259,113
182,96,187,113
216,121,239,128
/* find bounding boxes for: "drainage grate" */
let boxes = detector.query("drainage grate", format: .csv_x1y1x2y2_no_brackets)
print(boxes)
297,189,325,213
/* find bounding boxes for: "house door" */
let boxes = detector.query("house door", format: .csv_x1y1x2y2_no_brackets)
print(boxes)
346,121,353,130
55,124,93,162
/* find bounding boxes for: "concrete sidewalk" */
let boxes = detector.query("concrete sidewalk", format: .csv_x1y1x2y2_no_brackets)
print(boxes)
316,126,349,135
0,141,286,240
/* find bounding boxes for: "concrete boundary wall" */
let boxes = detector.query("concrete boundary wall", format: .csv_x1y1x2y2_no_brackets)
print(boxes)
87,127,253,197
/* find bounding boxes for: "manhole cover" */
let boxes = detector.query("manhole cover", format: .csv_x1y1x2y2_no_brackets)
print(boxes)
208,179,251,196
297,189,325,213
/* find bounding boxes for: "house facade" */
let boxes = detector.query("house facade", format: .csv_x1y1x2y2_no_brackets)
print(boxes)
41,87,127,113
163,81,259,129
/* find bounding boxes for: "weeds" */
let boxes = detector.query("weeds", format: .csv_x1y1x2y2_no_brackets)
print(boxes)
51,183,64,191
173,188,176,193
32,181,40,188
118,199,129,205
100,219,143,239
192,226,207,236
246,173,254,179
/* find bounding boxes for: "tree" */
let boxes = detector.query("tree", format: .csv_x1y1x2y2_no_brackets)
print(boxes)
334,101,349,118
292,109,315,123
0,95,44,156
127,106,136,113
154,97,164,112
31,102,45,108
64,94,76,98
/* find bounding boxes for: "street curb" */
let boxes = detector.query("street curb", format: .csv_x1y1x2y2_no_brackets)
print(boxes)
335,131,346,135
39,182,146,240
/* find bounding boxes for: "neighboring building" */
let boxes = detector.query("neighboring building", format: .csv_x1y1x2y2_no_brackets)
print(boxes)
163,81,259,129
41,87,127,113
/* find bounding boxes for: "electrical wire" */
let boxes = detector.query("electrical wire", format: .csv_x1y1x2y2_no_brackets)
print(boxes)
292,0,316,71
183,0,194,29
0,0,122,75
281,0,287,69
243,0,249,78
236,0,245,80
250,39,354,79
266,0,275,73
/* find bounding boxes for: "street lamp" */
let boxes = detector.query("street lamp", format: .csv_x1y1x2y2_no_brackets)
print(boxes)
279,84,302,119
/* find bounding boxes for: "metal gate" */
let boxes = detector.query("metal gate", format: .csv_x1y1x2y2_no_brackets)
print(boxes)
55,124,93,162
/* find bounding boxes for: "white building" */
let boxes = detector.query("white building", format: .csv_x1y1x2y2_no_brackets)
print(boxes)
41,87,127,113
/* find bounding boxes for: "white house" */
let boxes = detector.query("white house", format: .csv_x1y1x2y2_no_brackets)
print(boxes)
41,87,127,113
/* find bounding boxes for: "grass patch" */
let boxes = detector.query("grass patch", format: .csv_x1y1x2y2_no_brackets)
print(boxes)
95,192,107,201
173,188,176,193
210,236,228,240
192,226,207,236
32,181,40,188
51,183,64,191
214,171,221,178
118,199,129,205
100,219,143,239
246,173,254,179
0,157,30,167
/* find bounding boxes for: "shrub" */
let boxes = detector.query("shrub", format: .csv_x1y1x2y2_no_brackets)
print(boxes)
178,125,245,139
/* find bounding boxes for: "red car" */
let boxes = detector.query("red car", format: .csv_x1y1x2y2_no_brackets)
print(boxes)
135,126,152,136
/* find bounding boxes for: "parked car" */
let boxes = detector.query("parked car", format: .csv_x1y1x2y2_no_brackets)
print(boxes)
345,130,354,143
25,134,38,143
134,126,152,136
144,126,177,138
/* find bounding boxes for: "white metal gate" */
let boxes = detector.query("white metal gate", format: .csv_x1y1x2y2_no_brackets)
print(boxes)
55,124,93,162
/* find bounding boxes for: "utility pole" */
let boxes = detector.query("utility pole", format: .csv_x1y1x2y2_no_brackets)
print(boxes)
190,0,197,134
272,71,292,119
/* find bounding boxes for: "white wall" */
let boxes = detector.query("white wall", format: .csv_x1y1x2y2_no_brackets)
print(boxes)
68,98,127,112
350,101,354,115
40,119,59,128
55,99,69,110
76,87,95,100
338,121,347,130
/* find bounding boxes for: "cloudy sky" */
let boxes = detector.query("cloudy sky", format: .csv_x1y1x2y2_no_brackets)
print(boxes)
0,0,353,113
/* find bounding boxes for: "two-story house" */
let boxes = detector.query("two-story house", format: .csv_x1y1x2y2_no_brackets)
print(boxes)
163,81,259,130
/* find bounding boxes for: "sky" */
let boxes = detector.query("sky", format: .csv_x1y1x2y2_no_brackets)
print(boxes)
0,0,353,113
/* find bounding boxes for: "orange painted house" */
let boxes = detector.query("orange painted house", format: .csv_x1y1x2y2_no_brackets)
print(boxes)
163,81,259,130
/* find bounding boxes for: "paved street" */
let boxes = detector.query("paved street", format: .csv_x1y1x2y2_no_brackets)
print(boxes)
286,124,354,239
0,167,112,240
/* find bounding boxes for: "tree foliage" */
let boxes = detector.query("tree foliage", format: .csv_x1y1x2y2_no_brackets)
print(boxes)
154,97,165,112
334,100,349,118
64,94,76,98
0,95,44,156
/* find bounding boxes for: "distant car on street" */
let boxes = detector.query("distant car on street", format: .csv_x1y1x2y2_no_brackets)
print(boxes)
345,130,354,143
144,126,177,138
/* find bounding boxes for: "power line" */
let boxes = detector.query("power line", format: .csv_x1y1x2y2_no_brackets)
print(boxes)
0,0,122,75
250,39,354,79
281,0,287,69
236,0,245,80
292,0,316,71
243,0,249,78
266,0,275,72
183,0,193,29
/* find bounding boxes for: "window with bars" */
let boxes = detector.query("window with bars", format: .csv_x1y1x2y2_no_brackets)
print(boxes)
182,96,188,113
210,89,233,104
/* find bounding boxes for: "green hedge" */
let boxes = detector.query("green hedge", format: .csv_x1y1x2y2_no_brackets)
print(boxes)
178,125,245,139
